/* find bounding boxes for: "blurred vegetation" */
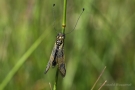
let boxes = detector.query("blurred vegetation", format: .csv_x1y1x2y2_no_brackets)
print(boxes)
0,0,135,90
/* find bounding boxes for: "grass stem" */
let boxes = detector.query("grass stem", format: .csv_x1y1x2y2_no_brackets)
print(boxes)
53,0,67,89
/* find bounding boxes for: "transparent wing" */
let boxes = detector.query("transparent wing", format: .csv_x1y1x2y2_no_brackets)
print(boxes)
57,48,66,77
44,44,58,74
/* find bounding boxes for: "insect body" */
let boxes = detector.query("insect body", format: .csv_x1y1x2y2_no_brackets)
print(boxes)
44,33,66,77
44,6,84,77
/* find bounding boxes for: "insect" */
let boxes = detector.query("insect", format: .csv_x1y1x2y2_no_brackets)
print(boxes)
44,33,66,77
44,4,84,77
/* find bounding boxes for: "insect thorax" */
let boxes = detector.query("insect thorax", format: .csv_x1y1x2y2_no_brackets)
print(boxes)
56,33,65,46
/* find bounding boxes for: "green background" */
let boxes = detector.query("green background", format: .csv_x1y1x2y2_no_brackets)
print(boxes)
0,0,135,90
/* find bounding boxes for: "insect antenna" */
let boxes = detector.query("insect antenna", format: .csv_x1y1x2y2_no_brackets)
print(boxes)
66,8,85,35
52,4,59,33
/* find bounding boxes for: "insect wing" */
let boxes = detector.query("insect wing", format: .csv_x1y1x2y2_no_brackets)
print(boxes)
44,44,58,74
57,48,66,77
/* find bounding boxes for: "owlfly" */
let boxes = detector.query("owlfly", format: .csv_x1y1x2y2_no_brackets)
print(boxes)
44,4,84,77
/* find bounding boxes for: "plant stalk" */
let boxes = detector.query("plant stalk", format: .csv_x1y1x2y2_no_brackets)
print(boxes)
53,0,67,90
62,0,67,34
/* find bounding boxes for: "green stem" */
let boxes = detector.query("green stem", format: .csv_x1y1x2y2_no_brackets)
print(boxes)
53,0,67,90
62,0,67,33
53,69,59,90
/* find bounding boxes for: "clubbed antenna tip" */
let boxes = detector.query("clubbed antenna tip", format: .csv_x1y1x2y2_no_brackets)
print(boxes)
53,4,55,7
83,8,85,11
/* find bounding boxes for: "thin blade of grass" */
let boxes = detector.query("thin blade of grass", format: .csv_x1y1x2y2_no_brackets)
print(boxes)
0,29,49,90
98,80,107,90
91,66,106,90
49,82,52,90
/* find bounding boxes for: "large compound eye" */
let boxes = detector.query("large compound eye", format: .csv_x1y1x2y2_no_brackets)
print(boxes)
59,36,61,39
59,36,63,40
